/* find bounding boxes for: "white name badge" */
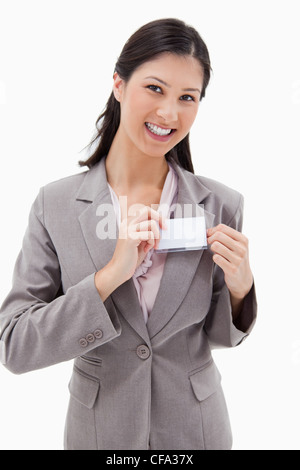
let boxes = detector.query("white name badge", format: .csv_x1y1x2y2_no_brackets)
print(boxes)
155,217,207,253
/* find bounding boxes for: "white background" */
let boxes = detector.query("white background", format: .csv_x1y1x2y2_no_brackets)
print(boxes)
0,0,299,450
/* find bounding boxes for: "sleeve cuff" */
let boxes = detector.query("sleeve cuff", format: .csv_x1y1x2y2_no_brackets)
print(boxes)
205,281,257,349
233,283,257,331
65,272,122,350
0,339,6,365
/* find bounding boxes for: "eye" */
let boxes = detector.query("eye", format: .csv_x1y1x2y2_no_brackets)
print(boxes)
147,85,163,94
180,95,195,102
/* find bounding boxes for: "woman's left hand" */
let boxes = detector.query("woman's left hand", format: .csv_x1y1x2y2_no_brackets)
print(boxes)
207,224,253,303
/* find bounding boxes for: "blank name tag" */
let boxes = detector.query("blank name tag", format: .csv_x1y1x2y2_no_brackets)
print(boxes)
156,217,207,253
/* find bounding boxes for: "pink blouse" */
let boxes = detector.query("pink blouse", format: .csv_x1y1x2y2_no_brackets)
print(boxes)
107,162,179,323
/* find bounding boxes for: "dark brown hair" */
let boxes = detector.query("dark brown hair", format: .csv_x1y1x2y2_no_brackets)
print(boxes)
79,18,212,173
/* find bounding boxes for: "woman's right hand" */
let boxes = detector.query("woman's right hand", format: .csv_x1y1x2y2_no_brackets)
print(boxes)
109,206,167,284
94,206,167,302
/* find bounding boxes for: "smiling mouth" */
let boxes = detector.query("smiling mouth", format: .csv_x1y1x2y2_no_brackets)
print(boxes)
145,122,176,136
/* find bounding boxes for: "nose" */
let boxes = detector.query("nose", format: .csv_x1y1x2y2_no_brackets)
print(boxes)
156,99,178,124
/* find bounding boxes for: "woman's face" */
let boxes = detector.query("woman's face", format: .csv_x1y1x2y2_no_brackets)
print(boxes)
113,53,204,159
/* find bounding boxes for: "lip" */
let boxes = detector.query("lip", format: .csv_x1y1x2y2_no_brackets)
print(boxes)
144,122,176,142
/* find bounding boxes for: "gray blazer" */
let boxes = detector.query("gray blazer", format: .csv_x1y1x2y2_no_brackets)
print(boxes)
0,157,257,450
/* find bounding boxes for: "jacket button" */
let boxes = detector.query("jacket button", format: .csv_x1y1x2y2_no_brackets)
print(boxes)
94,329,103,339
136,345,151,360
79,338,88,348
86,333,95,343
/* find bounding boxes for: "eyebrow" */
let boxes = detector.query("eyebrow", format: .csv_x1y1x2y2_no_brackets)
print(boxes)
144,76,201,95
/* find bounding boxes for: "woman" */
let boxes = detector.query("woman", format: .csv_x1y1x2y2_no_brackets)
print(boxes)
0,18,257,450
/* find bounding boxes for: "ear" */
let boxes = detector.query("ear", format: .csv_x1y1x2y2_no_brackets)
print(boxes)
113,72,125,102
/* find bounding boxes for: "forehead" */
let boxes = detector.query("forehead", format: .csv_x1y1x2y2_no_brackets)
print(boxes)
131,53,204,86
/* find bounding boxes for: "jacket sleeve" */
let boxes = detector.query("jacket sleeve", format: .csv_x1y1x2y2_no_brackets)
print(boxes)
204,194,257,348
0,188,122,374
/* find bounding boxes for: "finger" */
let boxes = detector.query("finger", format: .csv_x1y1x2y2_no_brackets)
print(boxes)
145,236,155,252
133,206,167,229
139,238,155,254
207,224,244,242
207,231,236,251
129,230,155,242
207,231,246,257
136,226,161,250
212,253,232,274
210,240,240,264
134,205,158,221
136,220,160,239
159,212,168,230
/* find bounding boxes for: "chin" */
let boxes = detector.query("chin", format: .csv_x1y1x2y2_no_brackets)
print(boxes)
142,144,175,159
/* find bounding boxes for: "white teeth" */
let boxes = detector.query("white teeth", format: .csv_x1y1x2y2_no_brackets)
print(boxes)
146,122,172,136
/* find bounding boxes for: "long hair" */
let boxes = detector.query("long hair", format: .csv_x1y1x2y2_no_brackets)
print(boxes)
79,18,212,173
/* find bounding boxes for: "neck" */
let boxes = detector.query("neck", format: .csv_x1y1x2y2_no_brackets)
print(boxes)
105,128,170,193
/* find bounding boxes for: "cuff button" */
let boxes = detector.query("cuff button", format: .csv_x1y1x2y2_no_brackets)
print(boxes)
94,329,103,339
86,333,95,343
79,338,88,348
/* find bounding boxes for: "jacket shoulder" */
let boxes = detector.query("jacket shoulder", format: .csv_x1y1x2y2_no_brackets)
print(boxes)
195,174,244,226
31,169,89,227
42,169,88,202
196,174,242,201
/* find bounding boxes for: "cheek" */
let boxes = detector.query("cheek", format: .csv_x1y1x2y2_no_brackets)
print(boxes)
181,108,198,130
123,90,150,119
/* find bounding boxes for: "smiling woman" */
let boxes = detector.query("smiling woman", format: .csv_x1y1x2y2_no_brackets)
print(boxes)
0,18,257,451
79,18,211,173
110,53,203,159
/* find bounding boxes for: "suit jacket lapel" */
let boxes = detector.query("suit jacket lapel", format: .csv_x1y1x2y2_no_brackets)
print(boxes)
76,159,116,272
76,158,150,343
